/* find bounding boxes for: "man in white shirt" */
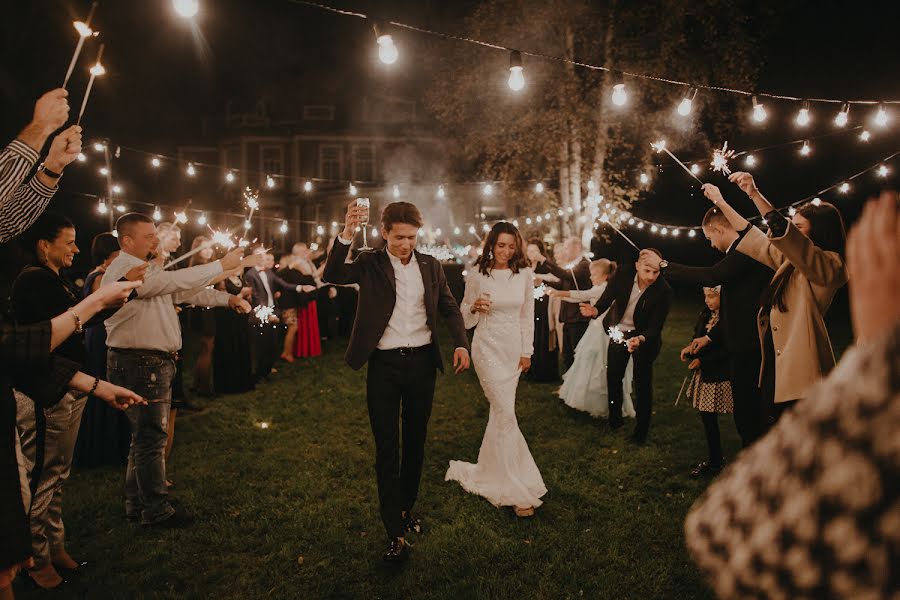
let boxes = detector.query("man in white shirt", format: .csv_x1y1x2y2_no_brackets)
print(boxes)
102,213,252,527
323,201,470,563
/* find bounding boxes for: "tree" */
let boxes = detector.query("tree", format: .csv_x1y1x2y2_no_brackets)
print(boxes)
424,0,777,244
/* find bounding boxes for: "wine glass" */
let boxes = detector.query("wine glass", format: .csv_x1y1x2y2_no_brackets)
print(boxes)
479,291,492,314
357,197,371,251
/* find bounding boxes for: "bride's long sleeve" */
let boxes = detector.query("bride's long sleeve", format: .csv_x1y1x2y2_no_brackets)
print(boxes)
520,269,535,357
461,271,481,330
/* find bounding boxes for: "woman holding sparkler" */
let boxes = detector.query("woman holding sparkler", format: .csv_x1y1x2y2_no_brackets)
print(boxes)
699,174,847,428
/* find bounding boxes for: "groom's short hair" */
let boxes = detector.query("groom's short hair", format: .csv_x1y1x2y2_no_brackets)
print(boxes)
702,207,733,229
381,202,423,232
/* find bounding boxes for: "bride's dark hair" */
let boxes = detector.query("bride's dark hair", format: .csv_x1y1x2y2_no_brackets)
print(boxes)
475,221,528,276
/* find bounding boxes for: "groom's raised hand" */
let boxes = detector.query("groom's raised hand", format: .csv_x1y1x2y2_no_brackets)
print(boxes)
453,348,470,374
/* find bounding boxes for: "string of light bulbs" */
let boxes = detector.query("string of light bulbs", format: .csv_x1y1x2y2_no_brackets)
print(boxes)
286,0,900,121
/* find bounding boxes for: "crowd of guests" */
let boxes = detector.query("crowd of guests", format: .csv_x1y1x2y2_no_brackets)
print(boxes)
0,88,896,599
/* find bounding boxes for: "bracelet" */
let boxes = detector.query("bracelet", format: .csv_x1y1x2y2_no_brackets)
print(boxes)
89,377,100,396
37,162,63,179
68,308,83,333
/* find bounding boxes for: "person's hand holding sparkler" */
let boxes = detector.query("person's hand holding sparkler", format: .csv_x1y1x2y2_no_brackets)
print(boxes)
580,303,599,318
728,172,760,199
626,335,644,354
220,248,245,272
228,295,252,314
701,183,725,206
608,326,627,345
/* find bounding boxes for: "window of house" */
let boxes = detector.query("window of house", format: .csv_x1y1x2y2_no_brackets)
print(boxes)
351,144,375,182
319,144,342,181
260,145,284,187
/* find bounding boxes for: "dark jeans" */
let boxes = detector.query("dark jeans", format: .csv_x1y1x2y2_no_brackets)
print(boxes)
729,350,763,447
562,321,590,369
107,349,176,525
606,338,657,442
252,322,280,380
366,347,437,540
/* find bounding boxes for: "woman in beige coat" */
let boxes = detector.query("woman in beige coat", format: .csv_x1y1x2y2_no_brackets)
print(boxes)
699,173,847,428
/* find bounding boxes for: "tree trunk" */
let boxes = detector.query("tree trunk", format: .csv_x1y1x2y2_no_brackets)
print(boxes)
564,26,583,244
559,141,571,237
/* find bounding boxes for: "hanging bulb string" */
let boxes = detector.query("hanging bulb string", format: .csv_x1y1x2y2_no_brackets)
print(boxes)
285,0,900,106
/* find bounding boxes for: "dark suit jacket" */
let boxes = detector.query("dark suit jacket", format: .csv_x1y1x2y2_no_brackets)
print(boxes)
244,267,297,311
322,240,469,372
687,312,730,383
661,240,772,354
545,257,593,324
593,263,673,358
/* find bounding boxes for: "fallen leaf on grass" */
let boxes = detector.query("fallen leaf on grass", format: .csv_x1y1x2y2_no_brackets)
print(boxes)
297,556,305,566
523,539,531,545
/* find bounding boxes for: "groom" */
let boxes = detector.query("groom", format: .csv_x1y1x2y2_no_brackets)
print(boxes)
323,200,470,562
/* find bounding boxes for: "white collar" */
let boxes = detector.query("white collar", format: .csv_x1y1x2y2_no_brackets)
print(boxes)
387,249,415,267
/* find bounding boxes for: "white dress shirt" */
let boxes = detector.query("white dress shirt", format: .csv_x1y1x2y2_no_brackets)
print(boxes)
378,249,432,350
617,276,645,331
102,252,230,352
256,267,275,306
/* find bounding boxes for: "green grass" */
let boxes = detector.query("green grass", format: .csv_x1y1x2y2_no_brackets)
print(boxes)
16,300,852,599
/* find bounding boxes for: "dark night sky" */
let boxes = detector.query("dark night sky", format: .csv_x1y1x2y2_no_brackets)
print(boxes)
1,0,898,270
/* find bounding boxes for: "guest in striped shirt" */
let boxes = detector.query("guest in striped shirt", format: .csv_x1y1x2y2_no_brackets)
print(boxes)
1,88,82,243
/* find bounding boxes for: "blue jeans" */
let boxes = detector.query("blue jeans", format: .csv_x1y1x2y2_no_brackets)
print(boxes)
107,349,176,525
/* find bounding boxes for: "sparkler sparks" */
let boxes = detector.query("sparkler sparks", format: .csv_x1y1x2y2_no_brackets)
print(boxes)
608,326,626,345
710,142,736,175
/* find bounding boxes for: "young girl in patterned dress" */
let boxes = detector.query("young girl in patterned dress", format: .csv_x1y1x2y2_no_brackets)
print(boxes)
681,286,733,477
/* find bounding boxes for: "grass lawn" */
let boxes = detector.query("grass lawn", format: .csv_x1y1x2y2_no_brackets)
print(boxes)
15,299,852,599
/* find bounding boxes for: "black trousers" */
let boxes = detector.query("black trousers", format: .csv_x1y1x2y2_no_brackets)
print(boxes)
700,412,724,467
562,321,590,369
366,348,437,540
729,349,763,447
606,339,657,442
252,323,280,380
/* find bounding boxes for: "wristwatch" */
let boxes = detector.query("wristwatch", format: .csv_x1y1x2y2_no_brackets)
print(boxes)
37,163,63,179
659,260,668,269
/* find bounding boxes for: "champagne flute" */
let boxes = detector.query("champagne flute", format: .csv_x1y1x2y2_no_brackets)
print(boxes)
479,291,492,315
357,197,372,250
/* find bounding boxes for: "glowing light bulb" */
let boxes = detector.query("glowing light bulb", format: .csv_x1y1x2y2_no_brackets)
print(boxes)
437,185,445,199
835,103,849,127
453,227,461,235
186,163,196,176
111,184,122,194
77,152,86,162
93,142,106,152
651,225,659,233
799,141,811,156
788,207,797,216
672,228,680,237
468,225,476,235
99,167,109,176
751,96,767,123
280,220,288,234
639,173,649,184
266,175,275,189
349,184,358,196
304,180,313,192
198,213,207,226
661,227,668,235
377,34,398,65
152,207,162,221
535,182,544,193
525,217,532,225
745,154,757,167
839,182,850,193
651,140,667,153
628,218,635,225
151,157,161,168
393,185,400,198
97,201,107,214
111,230,118,238
690,164,700,175
372,227,379,238
115,204,126,213
316,225,324,236
175,211,188,224
637,222,645,229
482,224,490,233
688,229,697,238
812,198,823,206
796,102,811,126
173,0,199,19
508,51,525,91
483,183,493,196
878,164,889,177
860,130,871,142
677,89,696,117
874,105,889,127
611,83,627,107
225,171,235,183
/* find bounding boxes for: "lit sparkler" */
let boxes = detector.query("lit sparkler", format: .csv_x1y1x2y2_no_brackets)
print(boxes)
63,2,99,89
253,305,276,323
533,284,547,300
608,326,626,345
710,142,736,175
76,43,105,125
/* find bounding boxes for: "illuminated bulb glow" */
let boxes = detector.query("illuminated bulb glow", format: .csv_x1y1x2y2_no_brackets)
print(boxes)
437,185,445,199
468,226,476,235
349,184,358,196
483,184,493,196
651,225,659,233
152,207,162,221
508,51,525,91
151,157,161,168
266,175,275,189
799,141,811,156
93,142,105,152
860,130,871,142
73,21,94,37
453,227,460,235
99,167,109,176
688,229,697,238
874,105,888,127
279,221,288,233
198,214,207,226
677,89,696,117
877,165,889,177
186,163,196,176
811,198,822,206
535,182,544,193
303,180,313,192
77,152,86,162
839,182,850,193
796,102,811,126
244,220,252,229
835,104,849,127
611,83,627,107
112,184,122,194
174,211,188,224
788,207,797,216
751,96,767,123
173,0,199,19
115,204,126,213
691,164,700,175
316,226,324,235
637,222,645,229
393,185,400,198
745,154,757,167
377,34,398,65
225,171,235,183
639,173,649,184
97,201,108,214
482,224,490,233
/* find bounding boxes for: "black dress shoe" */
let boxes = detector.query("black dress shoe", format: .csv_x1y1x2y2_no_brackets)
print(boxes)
143,509,194,529
690,461,723,478
402,513,422,535
382,538,409,563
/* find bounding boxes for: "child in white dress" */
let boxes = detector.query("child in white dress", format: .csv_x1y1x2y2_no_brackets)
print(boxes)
552,260,635,418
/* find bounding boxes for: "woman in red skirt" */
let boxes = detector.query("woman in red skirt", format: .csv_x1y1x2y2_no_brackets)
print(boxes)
294,258,322,358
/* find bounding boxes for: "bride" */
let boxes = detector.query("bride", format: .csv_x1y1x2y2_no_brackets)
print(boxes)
445,222,547,517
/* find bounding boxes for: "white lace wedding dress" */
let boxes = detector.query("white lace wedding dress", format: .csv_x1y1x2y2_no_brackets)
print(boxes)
445,267,548,508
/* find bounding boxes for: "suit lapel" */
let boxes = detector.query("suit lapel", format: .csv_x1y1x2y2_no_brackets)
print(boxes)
376,250,397,293
416,252,434,321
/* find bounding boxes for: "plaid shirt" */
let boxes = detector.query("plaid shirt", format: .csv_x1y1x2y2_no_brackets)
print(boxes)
0,139,58,243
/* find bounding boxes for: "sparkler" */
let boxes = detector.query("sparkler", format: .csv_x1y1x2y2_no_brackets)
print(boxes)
598,213,641,252
253,305,275,324
651,141,703,185
608,326,626,345
532,284,547,300
76,43,105,125
710,142,736,175
674,375,690,406
163,226,236,269
63,2,99,89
